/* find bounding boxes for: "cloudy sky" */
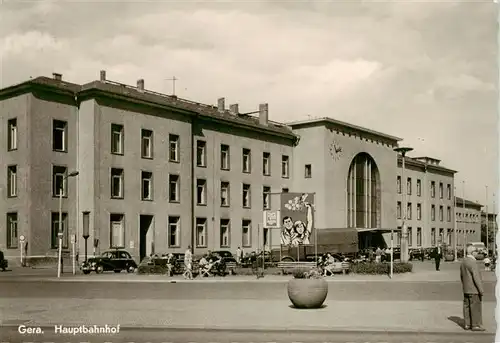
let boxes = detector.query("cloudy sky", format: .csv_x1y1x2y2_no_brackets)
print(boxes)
1,0,498,207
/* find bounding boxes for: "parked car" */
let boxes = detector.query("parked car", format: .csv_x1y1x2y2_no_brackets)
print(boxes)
210,251,237,264
81,250,137,274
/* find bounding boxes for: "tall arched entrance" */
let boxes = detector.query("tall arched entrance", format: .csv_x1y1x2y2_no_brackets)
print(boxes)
346,152,381,230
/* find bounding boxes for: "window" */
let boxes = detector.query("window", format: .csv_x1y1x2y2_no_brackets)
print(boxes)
51,212,68,249
263,186,271,210
110,213,125,248
439,182,443,199
282,188,289,193
141,129,153,158
439,228,444,243
110,168,124,199
7,165,17,197
242,184,251,208
431,205,436,221
7,118,17,151
397,201,402,219
242,219,251,247
408,227,412,246
196,218,207,247
407,203,412,220
439,205,443,222
197,179,207,205
221,181,230,207
53,120,67,152
407,178,412,195
304,164,312,178
168,216,180,247
281,155,289,178
220,219,230,247
431,228,436,246
447,229,452,245
169,134,179,162
397,176,401,194
447,206,451,222
447,184,451,200
430,181,435,198
6,212,18,249
416,179,421,196
416,228,422,247
141,171,153,200
396,227,401,246
220,144,230,170
417,203,422,220
169,174,180,202
242,148,251,173
263,152,271,176
52,166,68,197
111,124,124,155
196,140,206,167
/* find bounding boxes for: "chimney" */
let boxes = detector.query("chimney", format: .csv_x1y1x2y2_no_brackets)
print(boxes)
217,98,225,113
229,104,239,115
259,103,269,126
137,79,144,91
52,73,62,81
100,70,106,81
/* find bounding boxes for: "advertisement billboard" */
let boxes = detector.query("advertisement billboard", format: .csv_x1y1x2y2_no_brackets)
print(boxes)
280,193,315,246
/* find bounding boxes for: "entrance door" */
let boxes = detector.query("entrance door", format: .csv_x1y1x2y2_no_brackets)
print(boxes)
139,215,154,261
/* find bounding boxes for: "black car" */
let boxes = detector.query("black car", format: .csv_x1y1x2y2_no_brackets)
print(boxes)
210,251,237,264
81,250,137,274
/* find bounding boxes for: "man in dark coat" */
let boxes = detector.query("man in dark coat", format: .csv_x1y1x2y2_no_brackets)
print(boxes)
433,244,443,271
460,244,485,331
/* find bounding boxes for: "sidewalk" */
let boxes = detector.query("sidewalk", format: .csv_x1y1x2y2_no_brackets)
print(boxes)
0,297,495,334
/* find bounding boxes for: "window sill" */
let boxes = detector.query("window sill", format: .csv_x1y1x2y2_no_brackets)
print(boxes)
243,206,251,209
169,159,180,164
169,200,180,204
141,156,154,160
221,168,230,171
110,246,125,249
168,245,181,249
242,170,251,174
197,203,207,207
53,149,68,153
7,195,18,198
111,196,124,200
6,246,19,249
52,195,68,199
141,198,154,202
281,175,289,179
196,246,207,249
111,152,124,156
7,148,17,152
197,164,207,168
263,174,271,177
221,204,230,208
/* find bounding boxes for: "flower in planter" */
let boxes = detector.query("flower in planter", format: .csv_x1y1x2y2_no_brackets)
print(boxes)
292,267,323,279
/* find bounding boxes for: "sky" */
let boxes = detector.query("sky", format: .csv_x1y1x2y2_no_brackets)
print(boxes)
0,0,498,208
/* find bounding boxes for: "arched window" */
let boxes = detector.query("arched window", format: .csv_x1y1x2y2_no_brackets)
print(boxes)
346,153,381,228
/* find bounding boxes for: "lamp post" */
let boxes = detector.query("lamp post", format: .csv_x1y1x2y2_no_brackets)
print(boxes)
485,185,489,254
82,211,90,262
57,171,79,278
394,147,413,264
454,187,458,261
462,181,466,258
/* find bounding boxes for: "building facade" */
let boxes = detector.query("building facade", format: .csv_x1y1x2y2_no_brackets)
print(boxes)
455,197,482,246
1,71,467,262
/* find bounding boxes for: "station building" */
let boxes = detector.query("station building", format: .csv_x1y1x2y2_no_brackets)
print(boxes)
0,71,468,262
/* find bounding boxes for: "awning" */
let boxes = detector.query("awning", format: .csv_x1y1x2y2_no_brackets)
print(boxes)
356,227,402,234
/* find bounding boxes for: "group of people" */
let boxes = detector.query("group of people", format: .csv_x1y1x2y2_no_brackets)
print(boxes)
317,253,343,276
180,246,226,279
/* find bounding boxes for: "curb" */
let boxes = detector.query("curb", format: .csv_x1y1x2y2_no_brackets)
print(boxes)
0,324,493,336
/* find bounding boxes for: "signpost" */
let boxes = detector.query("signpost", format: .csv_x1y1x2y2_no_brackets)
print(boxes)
82,211,90,262
19,235,26,267
71,234,76,275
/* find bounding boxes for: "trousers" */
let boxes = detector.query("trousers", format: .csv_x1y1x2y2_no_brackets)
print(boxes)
463,294,482,327
434,258,441,270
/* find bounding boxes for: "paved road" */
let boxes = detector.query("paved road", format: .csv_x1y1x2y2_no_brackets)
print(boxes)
0,327,494,343
0,279,495,301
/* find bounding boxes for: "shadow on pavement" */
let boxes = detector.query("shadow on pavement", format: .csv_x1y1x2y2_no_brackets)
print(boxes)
448,315,466,329
288,304,328,310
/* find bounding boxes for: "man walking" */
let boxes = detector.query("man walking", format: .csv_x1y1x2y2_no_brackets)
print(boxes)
433,244,442,271
183,246,193,280
460,244,485,331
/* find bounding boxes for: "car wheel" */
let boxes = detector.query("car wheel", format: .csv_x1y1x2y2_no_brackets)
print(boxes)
95,265,104,274
281,257,294,262
114,270,121,273
83,270,90,275
127,266,135,273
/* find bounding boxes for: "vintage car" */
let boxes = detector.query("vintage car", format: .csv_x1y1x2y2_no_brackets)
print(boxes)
210,251,237,264
81,250,137,274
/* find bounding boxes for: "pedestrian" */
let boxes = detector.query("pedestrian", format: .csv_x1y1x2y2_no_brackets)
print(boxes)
420,248,425,262
183,246,193,280
460,244,485,331
236,246,242,266
375,247,382,263
433,244,442,271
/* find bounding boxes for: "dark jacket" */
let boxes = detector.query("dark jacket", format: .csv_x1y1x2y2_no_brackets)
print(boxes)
460,256,484,295
433,247,442,260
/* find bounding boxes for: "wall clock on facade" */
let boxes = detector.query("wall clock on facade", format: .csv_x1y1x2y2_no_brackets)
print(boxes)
329,140,343,161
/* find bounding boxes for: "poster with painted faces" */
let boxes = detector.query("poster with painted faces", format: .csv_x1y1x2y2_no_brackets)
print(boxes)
280,193,315,246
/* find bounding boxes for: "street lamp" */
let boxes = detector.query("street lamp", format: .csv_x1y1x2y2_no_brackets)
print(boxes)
394,147,413,264
57,171,79,278
82,211,90,263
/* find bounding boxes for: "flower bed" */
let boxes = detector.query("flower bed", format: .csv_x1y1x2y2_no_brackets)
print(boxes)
351,262,412,275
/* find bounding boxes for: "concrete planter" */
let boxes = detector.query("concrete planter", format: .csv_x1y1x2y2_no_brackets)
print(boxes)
287,278,328,309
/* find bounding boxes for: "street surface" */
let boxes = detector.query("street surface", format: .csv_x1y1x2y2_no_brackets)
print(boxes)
0,279,496,302
0,327,494,343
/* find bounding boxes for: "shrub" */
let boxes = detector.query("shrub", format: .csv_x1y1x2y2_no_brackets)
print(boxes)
27,257,58,267
351,262,412,275
137,264,169,275
291,267,323,279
